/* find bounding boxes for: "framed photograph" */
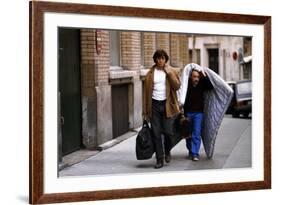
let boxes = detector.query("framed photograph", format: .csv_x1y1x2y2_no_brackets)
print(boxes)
29,1,271,204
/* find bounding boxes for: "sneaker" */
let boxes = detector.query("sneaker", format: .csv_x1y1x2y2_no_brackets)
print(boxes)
192,156,199,161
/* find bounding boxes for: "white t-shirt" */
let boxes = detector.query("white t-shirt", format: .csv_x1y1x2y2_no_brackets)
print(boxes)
152,68,166,101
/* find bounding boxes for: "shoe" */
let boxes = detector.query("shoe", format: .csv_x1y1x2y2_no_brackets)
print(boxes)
154,159,164,169
187,153,192,160
192,156,199,161
165,154,171,163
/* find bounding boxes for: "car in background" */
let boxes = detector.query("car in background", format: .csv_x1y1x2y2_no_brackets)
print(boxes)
227,80,252,118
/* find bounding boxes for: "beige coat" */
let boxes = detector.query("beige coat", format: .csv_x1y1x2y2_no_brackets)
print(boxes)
142,64,181,119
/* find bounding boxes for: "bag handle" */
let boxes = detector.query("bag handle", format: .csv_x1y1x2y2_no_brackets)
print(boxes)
143,120,149,128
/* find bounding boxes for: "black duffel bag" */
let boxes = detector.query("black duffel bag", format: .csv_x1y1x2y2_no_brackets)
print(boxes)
170,112,192,148
136,120,155,160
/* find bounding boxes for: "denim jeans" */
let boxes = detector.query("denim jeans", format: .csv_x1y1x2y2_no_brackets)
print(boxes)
185,112,203,157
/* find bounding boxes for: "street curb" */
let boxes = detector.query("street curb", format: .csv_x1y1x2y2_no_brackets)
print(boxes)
97,130,138,151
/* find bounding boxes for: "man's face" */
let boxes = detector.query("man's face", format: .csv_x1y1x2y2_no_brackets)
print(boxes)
156,56,166,68
191,70,200,87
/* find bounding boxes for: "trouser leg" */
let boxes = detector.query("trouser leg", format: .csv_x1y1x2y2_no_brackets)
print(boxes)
151,101,165,160
163,134,171,155
163,116,175,155
185,113,193,154
190,113,203,157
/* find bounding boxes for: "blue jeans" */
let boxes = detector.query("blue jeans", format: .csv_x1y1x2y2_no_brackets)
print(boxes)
185,112,203,157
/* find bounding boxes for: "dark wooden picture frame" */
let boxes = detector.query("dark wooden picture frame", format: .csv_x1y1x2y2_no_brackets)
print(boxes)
29,1,271,204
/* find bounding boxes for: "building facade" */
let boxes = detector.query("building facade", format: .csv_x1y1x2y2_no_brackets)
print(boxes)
188,35,250,81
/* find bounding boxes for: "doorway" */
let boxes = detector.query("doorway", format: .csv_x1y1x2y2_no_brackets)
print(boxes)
111,84,129,138
58,28,82,156
208,48,219,74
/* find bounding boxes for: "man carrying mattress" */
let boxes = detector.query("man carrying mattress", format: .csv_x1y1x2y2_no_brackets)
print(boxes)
177,63,233,161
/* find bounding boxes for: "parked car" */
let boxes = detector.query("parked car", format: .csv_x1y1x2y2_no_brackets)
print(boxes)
227,80,252,118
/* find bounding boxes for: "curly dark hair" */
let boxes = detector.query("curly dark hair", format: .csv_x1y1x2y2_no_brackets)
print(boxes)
153,49,169,63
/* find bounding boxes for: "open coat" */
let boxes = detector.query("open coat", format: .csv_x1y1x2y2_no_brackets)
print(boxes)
177,63,234,158
142,64,181,120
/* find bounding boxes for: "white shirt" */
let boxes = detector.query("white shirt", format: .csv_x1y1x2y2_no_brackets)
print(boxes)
152,68,166,100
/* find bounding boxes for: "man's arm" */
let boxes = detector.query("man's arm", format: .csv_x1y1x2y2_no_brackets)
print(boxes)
164,66,181,91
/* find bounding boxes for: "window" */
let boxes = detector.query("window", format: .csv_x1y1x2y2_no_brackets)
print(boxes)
110,30,120,66
189,49,201,64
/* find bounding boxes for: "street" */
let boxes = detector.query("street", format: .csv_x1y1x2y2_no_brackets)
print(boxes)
60,115,251,177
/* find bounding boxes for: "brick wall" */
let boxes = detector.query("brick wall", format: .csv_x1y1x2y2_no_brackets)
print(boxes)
80,30,190,93
80,29,110,97
142,32,156,68
156,33,170,64
80,29,95,97
121,31,141,71
179,34,189,67
95,30,110,85
80,29,111,148
170,34,181,67
162,33,189,69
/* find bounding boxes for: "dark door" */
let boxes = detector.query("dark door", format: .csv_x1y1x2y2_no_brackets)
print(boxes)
58,28,82,156
208,48,219,74
112,84,129,138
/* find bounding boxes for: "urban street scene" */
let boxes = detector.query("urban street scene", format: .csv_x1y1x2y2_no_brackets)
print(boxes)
58,28,252,177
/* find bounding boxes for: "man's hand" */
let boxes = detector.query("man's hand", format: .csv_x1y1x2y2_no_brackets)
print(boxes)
179,103,184,110
200,69,207,77
163,66,171,74
191,63,206,77
143,115,149,122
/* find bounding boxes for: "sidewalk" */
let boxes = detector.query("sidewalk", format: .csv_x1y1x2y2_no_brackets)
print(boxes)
60,116,251,177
